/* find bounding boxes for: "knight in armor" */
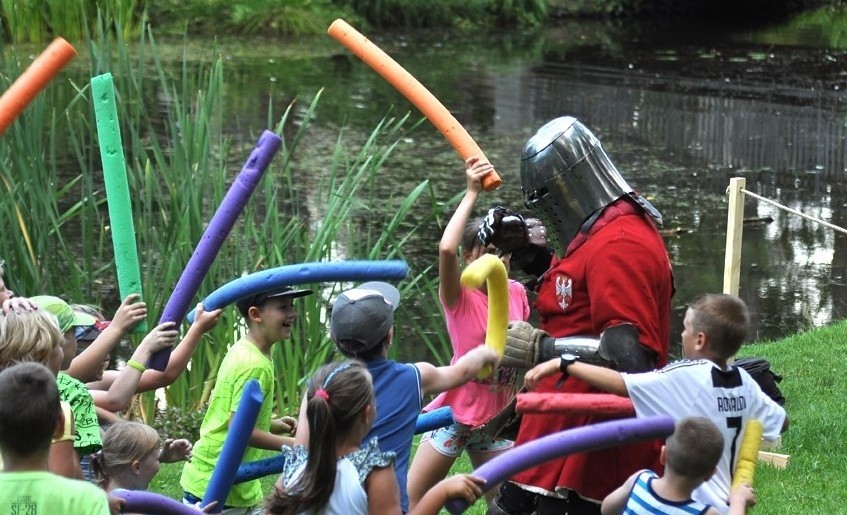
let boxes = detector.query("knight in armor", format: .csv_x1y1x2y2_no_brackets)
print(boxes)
483,116,675,514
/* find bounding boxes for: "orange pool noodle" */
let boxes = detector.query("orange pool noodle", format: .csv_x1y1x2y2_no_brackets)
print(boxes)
328,19,501,191
517,393,636,417
0,38,77,136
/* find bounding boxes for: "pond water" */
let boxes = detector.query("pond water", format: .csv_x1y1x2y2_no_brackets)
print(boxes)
69,11,847,361
239,14,846,357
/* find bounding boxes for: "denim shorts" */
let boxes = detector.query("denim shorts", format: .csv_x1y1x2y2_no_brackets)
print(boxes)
420,422,514,458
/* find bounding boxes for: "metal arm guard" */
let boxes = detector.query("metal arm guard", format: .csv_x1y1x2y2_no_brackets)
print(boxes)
538,324,657,373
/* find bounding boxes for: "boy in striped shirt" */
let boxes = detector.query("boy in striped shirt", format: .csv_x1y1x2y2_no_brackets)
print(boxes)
601,416,755,515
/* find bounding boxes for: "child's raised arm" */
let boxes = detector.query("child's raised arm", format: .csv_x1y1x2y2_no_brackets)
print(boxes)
90,321,178,412
418,344,500,395
132,303,223,393
439,156,494,309
67,293,146,382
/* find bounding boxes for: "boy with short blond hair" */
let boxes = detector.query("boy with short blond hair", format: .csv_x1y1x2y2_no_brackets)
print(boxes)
525,293,787,513
0,362,110,514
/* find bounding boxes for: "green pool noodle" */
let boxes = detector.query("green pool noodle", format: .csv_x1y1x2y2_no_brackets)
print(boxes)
91,73,146,333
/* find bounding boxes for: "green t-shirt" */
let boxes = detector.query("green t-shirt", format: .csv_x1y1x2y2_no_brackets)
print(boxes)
57,372,102,455
180,337,276,508
0,471,110,514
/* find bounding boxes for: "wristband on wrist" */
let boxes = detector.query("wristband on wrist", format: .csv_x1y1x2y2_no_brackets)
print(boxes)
127,359,147,373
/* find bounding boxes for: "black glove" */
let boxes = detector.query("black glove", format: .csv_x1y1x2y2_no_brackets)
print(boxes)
478,207,529,254
510,217,549,270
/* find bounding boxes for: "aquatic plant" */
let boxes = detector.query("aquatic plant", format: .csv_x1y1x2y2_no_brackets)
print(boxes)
0,17,451,420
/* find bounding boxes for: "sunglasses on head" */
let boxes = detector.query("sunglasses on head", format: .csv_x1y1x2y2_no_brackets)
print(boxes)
74,320,110,341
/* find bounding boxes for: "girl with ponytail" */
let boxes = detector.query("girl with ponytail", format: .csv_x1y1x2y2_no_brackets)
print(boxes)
266,360,484,515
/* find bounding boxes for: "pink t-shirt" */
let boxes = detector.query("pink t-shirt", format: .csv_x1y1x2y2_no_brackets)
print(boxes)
424,280,530,427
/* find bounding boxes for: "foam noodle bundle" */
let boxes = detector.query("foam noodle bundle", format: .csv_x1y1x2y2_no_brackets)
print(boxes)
517,393,635,417
91,72,146,334
460,254,508,379
444,415,676,514
202,379,264,511
0,38,77,136
185,260,409,323
150,130,282,370
327,19,501,191
234,406,455,484
111,489,203,514
732,419,763,489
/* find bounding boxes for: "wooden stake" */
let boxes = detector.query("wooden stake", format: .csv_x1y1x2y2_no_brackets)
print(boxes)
724,177,746,296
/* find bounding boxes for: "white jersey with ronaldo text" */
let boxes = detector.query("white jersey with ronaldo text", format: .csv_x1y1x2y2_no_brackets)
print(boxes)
623,360,786,513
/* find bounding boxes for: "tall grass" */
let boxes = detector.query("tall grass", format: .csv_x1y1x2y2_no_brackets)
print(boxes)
0,17,450,422
0,1,143,43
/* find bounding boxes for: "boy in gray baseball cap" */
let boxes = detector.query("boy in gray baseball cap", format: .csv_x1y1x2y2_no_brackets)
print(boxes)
326,281,499,512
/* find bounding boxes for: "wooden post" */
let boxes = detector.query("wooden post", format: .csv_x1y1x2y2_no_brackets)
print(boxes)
723,177,746,296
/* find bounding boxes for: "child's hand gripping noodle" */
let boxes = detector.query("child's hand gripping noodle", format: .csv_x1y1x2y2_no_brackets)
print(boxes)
732,419,763,489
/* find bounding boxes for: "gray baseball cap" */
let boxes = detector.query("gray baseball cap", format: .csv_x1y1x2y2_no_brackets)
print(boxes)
330,281,400,354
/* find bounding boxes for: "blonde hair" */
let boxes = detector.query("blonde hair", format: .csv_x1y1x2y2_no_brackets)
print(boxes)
91,421,160,488
0,310,63,371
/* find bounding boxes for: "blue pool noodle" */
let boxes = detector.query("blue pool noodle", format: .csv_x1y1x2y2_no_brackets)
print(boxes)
201,379,264,512
186,260,409,322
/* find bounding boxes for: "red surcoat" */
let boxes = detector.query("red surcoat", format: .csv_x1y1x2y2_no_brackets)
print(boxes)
512,203,674,502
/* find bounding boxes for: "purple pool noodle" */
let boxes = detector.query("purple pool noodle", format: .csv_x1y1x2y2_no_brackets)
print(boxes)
149,130,282,371
112,489,203,514
186,260,409,323
202,379,264,512
444,415,675,514
233,405,452,484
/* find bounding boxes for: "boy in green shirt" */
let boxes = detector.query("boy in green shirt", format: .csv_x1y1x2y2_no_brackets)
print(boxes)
181,286,311,514
0,362,110,515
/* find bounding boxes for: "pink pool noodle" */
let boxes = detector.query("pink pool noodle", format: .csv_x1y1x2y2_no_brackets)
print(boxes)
517,393,635,416
149,130,282,370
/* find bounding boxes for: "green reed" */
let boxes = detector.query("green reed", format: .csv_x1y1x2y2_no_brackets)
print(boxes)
2,17,452,420
0,1,142,44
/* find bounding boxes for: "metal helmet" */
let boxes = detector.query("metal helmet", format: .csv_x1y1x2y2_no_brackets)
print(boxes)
520,116,634,251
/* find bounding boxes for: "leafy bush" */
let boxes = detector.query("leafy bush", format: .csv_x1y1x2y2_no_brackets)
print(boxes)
151,406,207,443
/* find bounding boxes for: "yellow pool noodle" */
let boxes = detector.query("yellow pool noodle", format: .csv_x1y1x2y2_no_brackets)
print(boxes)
460,254,508,379
732,419,763,489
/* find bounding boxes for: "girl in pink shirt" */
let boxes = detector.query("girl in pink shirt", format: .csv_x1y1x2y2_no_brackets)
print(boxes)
407,157,530,510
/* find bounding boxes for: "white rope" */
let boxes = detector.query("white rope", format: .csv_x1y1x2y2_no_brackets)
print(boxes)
740,188,847,235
